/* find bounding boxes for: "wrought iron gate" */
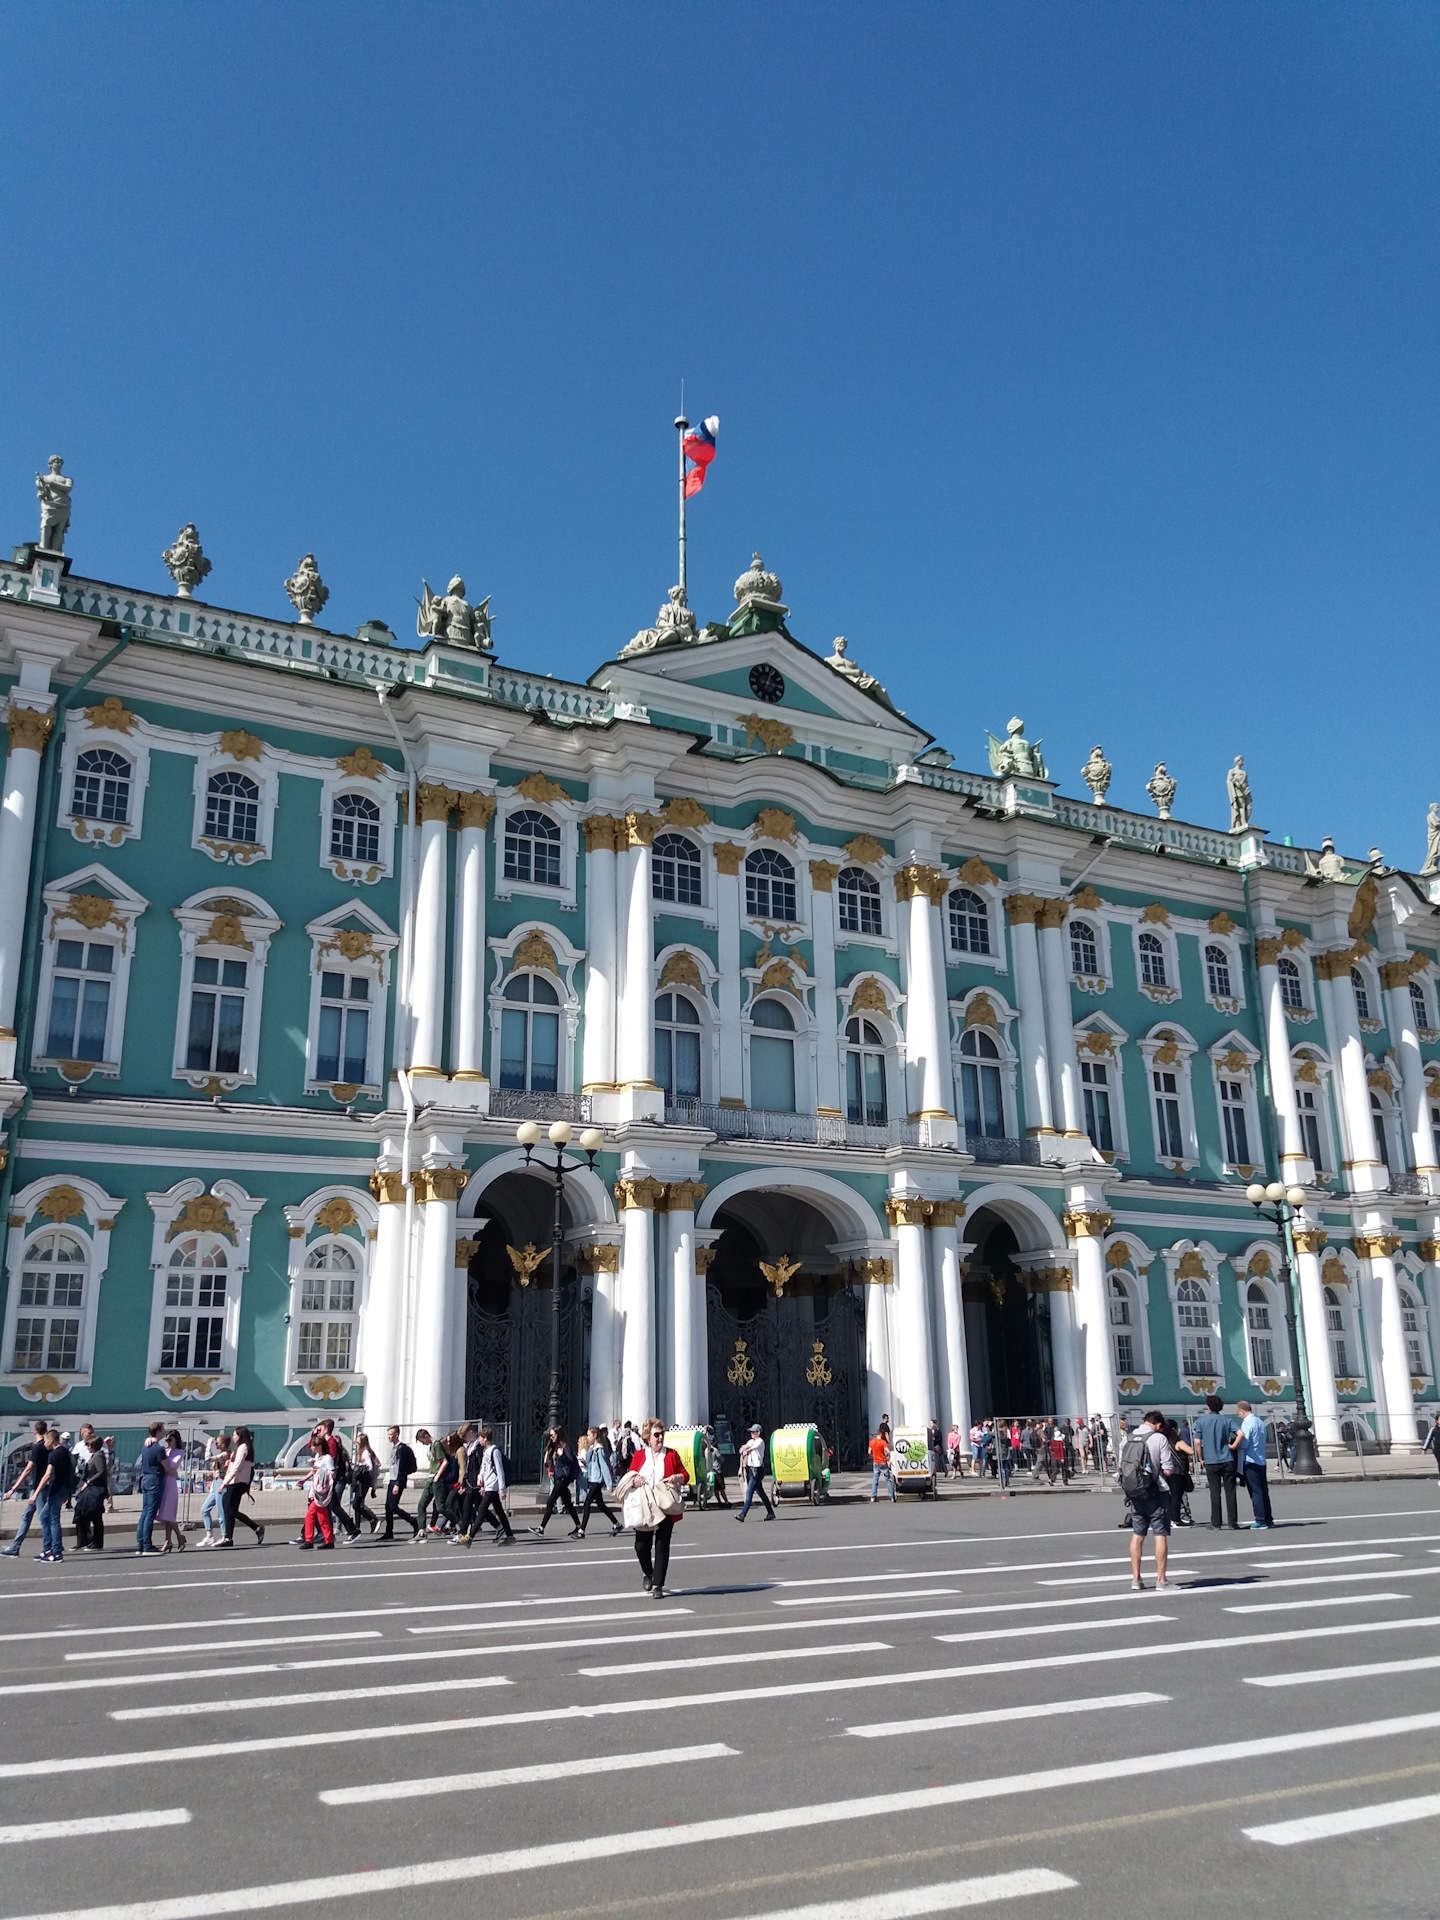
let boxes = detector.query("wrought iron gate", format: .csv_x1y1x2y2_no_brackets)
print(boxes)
464,1276,588,1479
706,1286,866,1469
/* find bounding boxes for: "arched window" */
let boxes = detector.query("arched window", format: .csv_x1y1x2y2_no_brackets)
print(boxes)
330,793,381,865
1175,1277,1214,1374
161,1237,228,1372
1401,1288,1427,1378
749,996,796,1112
44,937,113,1062
1351,968,1372,1022
1108,1275,1136,1376
1205,945,1233,1000
205,771,259,845
1324,1285,1351,1378
1137,931,1167,988
653,833,702,906
654,992,701,1102
10,1230,86,1373
959,1027,1004,1139
948,888,991,956
1246,1281,1275,1377
1219,1075,1251,1166
1071,920,1099,977
503,810,561,887
499,973,560,1092
1412,979,1431,1035
844,1016,887,1125
838,868,882,937
745,849,796,922
298,1241,358,1375
1152,1063,1183,1159
316,970,371,1085
1277,956,1304,1011
71,747,131,824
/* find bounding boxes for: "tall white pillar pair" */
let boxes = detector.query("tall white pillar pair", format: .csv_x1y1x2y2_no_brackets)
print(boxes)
1354,1225,1421,1452
409,784,458,1078
1005,896,1054,1140
1312,946,1376,1190
1381,955,1440,1188
896,868,957,1148
449,790,494,1088
885,1196,935,1427
927,1201,969,1441
0,701,55,1076
581,816,621,1096
1035,899,1084,1139
1063,1200,1119,1423
583,812,662,1121
662,1181,706,1427
808,862,842,1117
715,843,745,1106
409,1148,469,1432
616,1173,662,1422
1291,1227,1342,1452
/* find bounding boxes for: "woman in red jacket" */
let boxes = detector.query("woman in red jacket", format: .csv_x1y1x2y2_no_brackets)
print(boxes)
620,1418,686,1600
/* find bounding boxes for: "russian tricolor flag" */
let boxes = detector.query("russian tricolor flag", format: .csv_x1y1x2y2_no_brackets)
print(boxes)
683,416,719,497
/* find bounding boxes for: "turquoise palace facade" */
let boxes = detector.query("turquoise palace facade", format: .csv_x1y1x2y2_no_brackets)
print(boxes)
1,524,1437,1473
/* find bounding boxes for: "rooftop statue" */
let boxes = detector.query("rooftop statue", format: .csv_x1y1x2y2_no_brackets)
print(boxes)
620,584,697,659
1423,804,1440,878
824,635,899,715
987,716,1047,781
418,575,491,650
1146,762,1177,820
1309,836,1347,882
1226,755,1252,834
36,455,72,553
1080,745,1112,803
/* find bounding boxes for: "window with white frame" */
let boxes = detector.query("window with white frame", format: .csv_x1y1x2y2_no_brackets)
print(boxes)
949,888,991,956
1219,1075,1253,1166
1370,1091,1395,1173
749,996,797,1111
1153,1064,1184,1158
43,938,114,1063
653,833,702,907
1246,1282,1276,1377
296,1241,359,1375
499,973,560,1091
1351,967,1373,1022
655,992,702,1102
1411,978,1431,1035
1138,931,1168,989
1401,1287,1428,1379
503,810,561,888
746,849,796,922
1071,919,1100,977
1298,1082,1326,1171
959,1028,1005,1138
9,1231,86,1374
1081,1058,1114,1154
314,969,372,1086
1277,956,1304,1011
185,956,249,1075
71,748,131,825
838,868,883,937
159,1237,229,1372
1324,1285,1352,1379
844,1016,888,1125
330,793,381,866
205,771,260,846
1205,944,1233,1000
1108,1273,1138,1376
1431,1090,1440,1166
1175,1278,1216,1375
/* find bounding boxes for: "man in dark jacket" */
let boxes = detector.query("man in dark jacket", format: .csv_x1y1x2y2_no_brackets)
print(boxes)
135,1421,167,1556
382,1426,419,1540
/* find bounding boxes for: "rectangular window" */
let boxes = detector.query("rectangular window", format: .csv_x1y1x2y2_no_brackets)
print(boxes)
297,1321,323,1371
1333,1338,1349,1377
1114,1332,1135,1375
1300,1091,1325,1172
961,1062,1005,1139
1153,1070,1183,1158
186,956,248,1074
44,939,114,1061
1250,1334,1275,1375
1081,1060,1113,1154
1181,1333,1214,1374
656,1026,701,1101
1220,1080,1250,1165
316,973,371,1084
1408,1337,1427,1378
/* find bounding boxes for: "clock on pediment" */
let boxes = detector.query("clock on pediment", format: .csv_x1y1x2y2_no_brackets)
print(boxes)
748,663,785,704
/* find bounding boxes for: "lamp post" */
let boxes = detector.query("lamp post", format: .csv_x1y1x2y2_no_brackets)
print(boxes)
1244,1179,1322,1478
516,1120,603,1434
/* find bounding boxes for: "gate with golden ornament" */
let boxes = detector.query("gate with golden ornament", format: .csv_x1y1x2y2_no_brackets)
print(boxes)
706,1285,865,1469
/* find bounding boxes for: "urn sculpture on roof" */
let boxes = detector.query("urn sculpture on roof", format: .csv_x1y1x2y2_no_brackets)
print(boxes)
284,554,329,625
162,524,212,598
987,716,1047,781
417,576,492,650
1146,762,1177,820
1081,745,1112,803
734,552,784,608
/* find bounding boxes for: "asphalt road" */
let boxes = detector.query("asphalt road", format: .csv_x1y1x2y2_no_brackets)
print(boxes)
3,1477,1440,1920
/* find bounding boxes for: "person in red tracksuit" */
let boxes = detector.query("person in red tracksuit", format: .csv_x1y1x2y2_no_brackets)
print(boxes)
621,1420,687,1600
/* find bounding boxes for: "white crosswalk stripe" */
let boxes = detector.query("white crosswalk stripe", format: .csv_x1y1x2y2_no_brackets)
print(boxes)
0,1810,191,1845
319,1739,736,1804
845,1690,1168,1738
1244,1793,1440,1845
719,1870,1080,1917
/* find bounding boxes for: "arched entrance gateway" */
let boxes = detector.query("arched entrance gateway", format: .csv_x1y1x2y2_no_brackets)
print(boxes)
702,1182,869,1468
962,1202,1058,1419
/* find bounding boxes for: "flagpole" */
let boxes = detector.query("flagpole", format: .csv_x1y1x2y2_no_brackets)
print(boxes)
675,412,689,604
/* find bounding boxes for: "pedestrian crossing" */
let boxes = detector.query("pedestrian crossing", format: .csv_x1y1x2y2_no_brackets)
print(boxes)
5,1499,1440,1917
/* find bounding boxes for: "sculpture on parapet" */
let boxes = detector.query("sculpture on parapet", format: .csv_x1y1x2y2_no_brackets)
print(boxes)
1226,755,1252,834
620,585,697,659
1080,745,1112,803
417,576,492,650
986,716,1047,781
284,554,330,626
1422,804,1440,877
1309,836,1347,882
1146,762,1177,820
36,456,72,553
162,524,212,597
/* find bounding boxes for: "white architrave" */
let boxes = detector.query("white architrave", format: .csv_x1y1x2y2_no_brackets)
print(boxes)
1199,924,1245,1016
190,736,279,867
494,786,580,911
1159,1239,1226,1393
1072,1014,1130,1163
1292,1047,1341,1180
950,986,1020,1146
1229,1241,1291,1393
57,706,153,849
487,920,585,1097
143,1179,265,1401
1,1175,126,1403
33,864,149,1082
281,1184,379,1401
171,886,283,1092
1137,1023,1201,1173
1206,1030,1264,1176
316,757,400,887
837,970,905,1134
741,977,817,1121
655,943,722,1109
1099,1233,1154,1391
301,901,399,1099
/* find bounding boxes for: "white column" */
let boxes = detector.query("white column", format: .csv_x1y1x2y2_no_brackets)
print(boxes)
409,1156,465,1431
1256,938,1311,1182
694,1237,719,1427
617,1175,658,1421
887,1196,934,1427
809,863,842,1119
1037,902,1084,1139
1292,1228,1342,1450
409,784,453,1075
1363,1228,1421,1452
450,791,492,1086
1066,1200,1118,1422
864,1263,896,1435
449,1215,482,1421
616,816,661,1119
587,1249,621,1430
900,870,957,1147
668,1181,703,1427
361,1151,407,1430
0,702,53,1068
581,816,620,1096
928,1202,969,1443
1046,1273,1085,1418
1315,948,1382,1193
1005,897,1054,1138
1383,958,1439,1187
715,844,744,1106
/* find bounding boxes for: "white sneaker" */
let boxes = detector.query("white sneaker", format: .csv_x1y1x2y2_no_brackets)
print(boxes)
1131,1577,1146,1591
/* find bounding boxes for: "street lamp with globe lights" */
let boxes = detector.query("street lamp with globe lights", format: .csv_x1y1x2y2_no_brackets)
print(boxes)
516,1120,604,1433
1244,1179,1322,1478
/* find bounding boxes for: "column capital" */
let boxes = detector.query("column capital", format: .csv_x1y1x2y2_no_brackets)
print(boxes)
454,1237,479,1268
1292,1229,1329,1255
808,859,840,893
622,810,665,849
6,704,53,754
894,862,948,906
713,841,745,875
413,1165,468,1204
1062,1208,1114,1240
694,1246,717,1274
884,1195,930,1228
1380,952,1429,991
582,812,623,852
1352,1232,1402,1260
416,783,460,825
665,1179,708,1213
1313,942,1365,980
850,1255,894,1285
369,1170,408,1206
1005,892,1044,925
615,1175,668,1211
580,1242,621,1273
454,789,496,831
924,1199,967,1228
1036,896,1070,930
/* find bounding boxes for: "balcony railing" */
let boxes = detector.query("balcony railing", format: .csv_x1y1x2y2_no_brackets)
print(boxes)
966,1134,1042,1167
664,1101,919,1148
488,1090,591,1122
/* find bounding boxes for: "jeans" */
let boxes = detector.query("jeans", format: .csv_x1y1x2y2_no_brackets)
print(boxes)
136,1481,161,1551
37,1488,65,1556
199,1482,226,1533
1242,1461,1273,1527
1205,1465,1239,1528
740,1470,775,1518
634,1516,675,1589
869,1464,895,1501
7,1499,37,1551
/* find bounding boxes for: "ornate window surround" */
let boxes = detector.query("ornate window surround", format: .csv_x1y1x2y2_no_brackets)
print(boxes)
302,902,399,1100
171,886,283,1092
486,921,584,1093
57,706,153,848
945,864,1006,975
1205,1031,1263,1178
1126,909,1182,1005
281,1185,378,1400
1399,1254,1440,1386
654,944,721,1106
190,734,279,867
1364,1053,1405,1172
32,865,149,1083
317,757,399,887
949,987,1019,1141
493,781,580,911
1137,1023,1201,1173
741,984,817,1116
651,829,712,924
1072,1014,1131,1163
1292,1046,1340,1177
834,857,894,952
1350,951,1384,1033
1159,1240,1226,1393
143,1179,264,1400
1101,1235,1153,1388
1229,1243,1290,1392
1201,928,1245,1015
1276,949,1317,1026
1068,911,1114,995
1320,1246,1369,1392
836,973,905,1126
1,1176,125,1403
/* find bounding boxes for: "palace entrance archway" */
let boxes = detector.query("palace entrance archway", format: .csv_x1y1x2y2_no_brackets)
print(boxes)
962,1206,1055,1418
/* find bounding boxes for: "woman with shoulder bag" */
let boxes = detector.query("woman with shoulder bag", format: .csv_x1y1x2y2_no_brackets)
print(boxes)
614,1418,686,1599
577,1428,623,1538
1164,1419,1195,1528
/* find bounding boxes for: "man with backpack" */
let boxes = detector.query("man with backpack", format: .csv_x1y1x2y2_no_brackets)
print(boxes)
1119,1410,1177,1591
471,1426,514,1545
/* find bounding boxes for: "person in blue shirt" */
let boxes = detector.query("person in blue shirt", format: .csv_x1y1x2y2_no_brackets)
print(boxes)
134,1420,167,1556
1234,1399,1274,1529
1195,1394,1241,1530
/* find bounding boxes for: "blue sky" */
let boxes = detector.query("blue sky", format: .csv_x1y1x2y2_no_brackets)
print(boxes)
4,6,1436,863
